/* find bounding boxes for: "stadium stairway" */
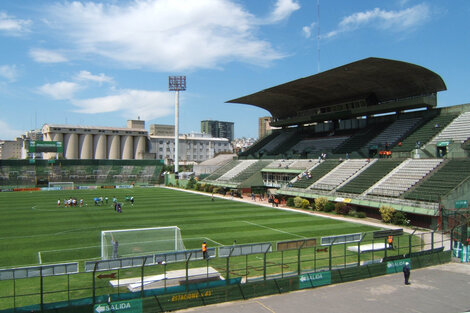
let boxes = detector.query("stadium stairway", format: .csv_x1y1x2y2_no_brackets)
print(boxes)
290,159,341,189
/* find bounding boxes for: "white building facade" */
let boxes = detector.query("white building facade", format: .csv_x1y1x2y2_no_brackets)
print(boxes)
149,133,232,164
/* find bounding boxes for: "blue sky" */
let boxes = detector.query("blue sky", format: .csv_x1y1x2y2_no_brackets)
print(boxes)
0,0,469,140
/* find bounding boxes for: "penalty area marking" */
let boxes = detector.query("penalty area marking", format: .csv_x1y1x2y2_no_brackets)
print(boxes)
185,236,224,247
242,221,306,239
38,244,101,264
203,237,224,247
36,238,223,265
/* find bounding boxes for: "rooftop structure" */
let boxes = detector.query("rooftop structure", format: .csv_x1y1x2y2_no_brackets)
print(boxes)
228,57,447,127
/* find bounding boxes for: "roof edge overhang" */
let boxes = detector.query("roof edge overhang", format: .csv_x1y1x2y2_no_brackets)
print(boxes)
226,57,447,124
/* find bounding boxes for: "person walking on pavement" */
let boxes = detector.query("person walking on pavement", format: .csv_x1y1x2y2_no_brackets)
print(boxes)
403,262,411,285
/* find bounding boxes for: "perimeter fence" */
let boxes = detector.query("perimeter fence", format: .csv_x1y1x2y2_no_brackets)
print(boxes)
0,230,451,313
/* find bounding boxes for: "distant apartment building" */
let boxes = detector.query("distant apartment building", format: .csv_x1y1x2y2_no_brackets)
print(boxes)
149,131,232,165
0,140,22,159
201,120,234,142
0,130,43,159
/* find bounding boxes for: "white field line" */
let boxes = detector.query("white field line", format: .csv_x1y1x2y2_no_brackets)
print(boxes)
38,252,42,264
0,224,169,241
184,236,224,247
37,253,99,265
203,237,224,247
242,221,306,239
39,244,101,254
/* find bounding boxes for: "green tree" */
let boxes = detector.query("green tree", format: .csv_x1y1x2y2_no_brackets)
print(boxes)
186,177,197,189
286,198,295,207
391,211,409,225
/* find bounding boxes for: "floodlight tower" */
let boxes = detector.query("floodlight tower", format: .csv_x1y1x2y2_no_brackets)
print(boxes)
169,76,186,176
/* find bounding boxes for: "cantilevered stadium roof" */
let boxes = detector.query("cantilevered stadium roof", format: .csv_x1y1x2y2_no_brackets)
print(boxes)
227,57,447,124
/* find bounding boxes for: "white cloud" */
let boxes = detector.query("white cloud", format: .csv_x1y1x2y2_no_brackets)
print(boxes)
30,48,68,63
0,120,23,140
302,22,316,39
45,0,289,71
325,4,430,39
38,81,80,100
263,0,300,24
0,11,31,34
75,70,114,84
72,89,174,120
0,65,18,82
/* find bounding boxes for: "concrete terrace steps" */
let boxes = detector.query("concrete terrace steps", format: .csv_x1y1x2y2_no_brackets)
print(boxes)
365,159,443,197
430,111,470,144
310,159,372,191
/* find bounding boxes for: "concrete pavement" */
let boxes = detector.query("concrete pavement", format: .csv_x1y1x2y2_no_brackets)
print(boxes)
177,262,470,313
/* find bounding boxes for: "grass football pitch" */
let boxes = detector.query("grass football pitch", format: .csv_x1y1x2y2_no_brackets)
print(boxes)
0,187,379,268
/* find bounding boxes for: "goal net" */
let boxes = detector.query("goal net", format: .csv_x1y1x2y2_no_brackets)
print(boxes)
101,226,186,260
48,182,74,190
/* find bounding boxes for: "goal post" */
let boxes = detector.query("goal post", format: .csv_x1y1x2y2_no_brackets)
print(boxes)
101,226,185,260
48,182,74,190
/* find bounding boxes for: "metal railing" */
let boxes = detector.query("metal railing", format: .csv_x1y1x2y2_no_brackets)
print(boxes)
0,230,450,312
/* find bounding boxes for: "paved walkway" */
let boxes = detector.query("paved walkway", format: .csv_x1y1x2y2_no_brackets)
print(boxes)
177,262,470,313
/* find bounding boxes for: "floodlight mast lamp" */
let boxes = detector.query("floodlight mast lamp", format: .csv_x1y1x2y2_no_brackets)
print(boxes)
169,76,186,176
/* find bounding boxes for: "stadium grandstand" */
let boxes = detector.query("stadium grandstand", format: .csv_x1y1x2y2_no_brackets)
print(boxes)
202,57,470,229
0,159,164,187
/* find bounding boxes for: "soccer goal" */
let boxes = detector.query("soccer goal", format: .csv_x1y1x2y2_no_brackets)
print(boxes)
101,226,186,260
48,182,74,190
